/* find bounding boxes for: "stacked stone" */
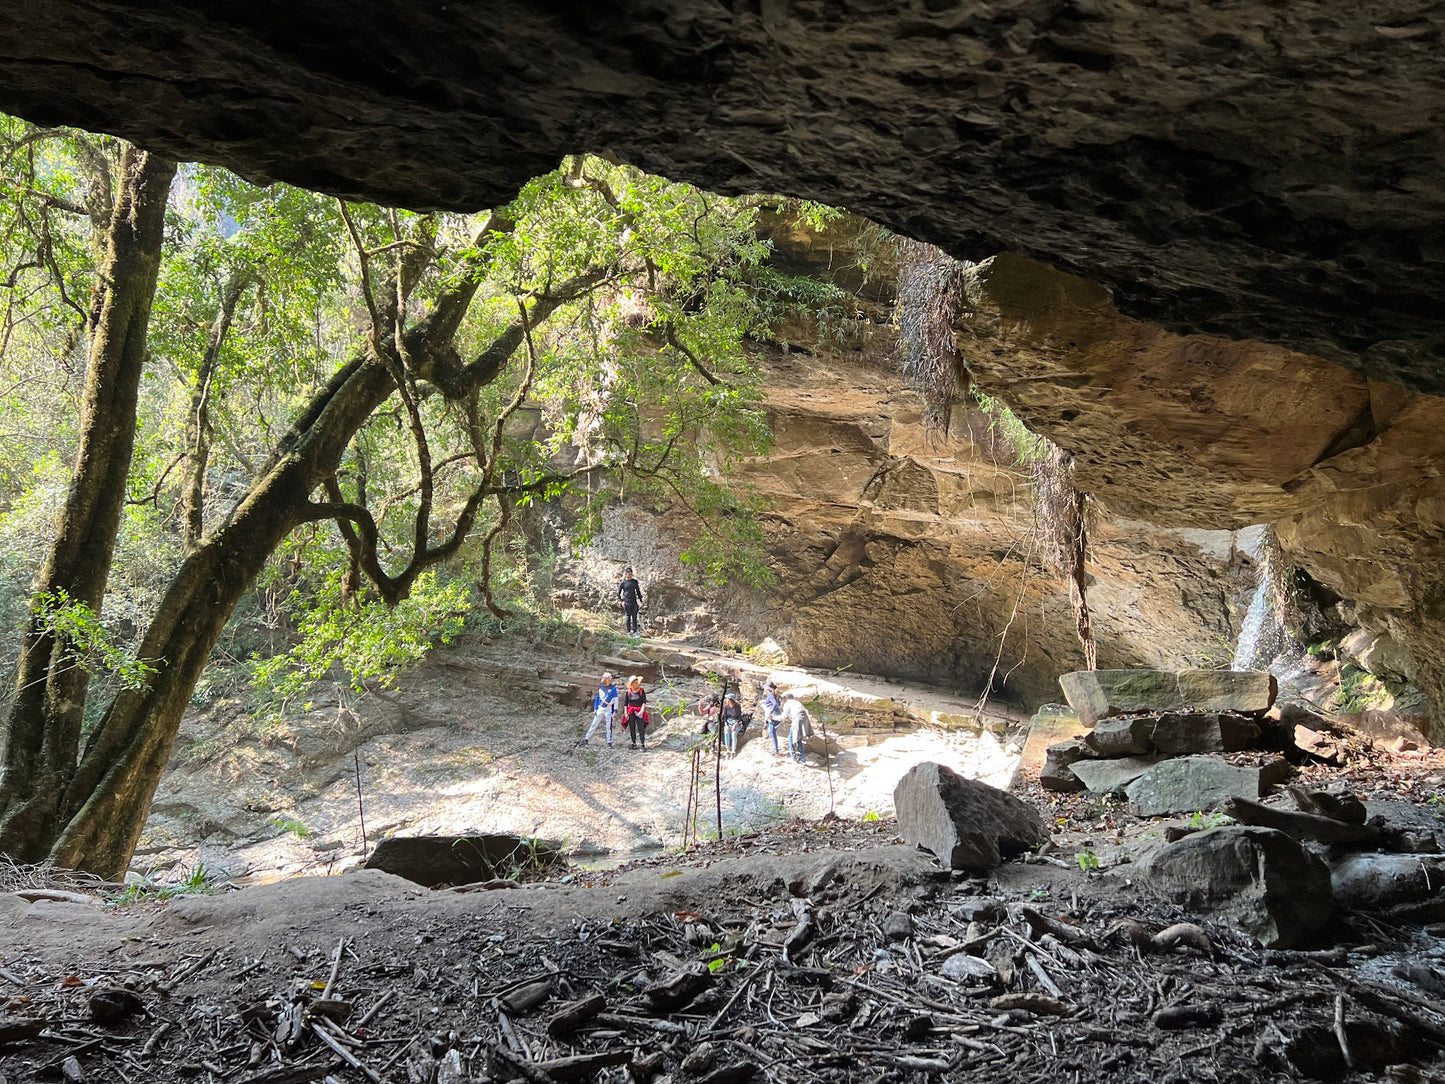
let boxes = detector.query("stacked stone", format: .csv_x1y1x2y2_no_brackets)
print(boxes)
1040,669,1280,816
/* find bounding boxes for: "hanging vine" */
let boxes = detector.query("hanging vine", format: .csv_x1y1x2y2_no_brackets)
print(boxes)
894,239,1098,672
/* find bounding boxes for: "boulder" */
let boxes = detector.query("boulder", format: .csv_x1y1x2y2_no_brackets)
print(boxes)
1328,853,1445,910
1142,826,1333,948
1125,756,1265,816
1293,724,1343,763
894,762,1047,869
1020,704,1088,780
1059,670,1179,726
1340,628,1416,683
1068,755,1163,795
1084,717,1156,756
1149,713,1261,754
364,834,564,887
1175,670,1277,715
1039,739,1089,792
1059,669,1275,726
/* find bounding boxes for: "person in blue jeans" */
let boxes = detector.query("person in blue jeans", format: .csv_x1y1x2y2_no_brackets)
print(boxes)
579,672,618,746
782,694,812,763
761,681,782,755
721,693,744,758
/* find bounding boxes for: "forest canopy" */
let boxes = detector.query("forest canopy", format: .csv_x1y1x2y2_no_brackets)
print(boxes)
0,116,825,876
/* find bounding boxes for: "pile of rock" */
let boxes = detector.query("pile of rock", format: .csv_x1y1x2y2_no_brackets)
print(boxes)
1040,668,1284,815
1140,786,1445,946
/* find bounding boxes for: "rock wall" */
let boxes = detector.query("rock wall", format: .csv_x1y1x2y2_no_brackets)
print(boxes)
953,254,1445,739
571,230,1255,707
3,2,1441,393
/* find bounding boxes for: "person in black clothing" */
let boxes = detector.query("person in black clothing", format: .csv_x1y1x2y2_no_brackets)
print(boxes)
617,567,645,634
622,675,649,750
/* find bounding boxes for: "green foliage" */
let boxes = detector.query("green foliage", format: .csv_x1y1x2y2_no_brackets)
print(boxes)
1185,811,1235,831
250,564,468,707
1334,664,1399,713
1075,849,1100,872
271,817,309,839
109,862,216,906
970,387,1048,467
31,589,156,690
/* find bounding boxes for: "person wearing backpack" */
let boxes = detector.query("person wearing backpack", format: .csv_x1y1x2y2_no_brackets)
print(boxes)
782,693,813,763
622,675,650,750
579,671,618,747
617,567,645,635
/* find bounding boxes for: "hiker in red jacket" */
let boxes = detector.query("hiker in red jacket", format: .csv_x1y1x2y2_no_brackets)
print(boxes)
621,675,650,750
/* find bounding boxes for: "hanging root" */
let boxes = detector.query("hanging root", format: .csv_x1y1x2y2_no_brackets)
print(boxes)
895,238,971,433
1034,443,1096,669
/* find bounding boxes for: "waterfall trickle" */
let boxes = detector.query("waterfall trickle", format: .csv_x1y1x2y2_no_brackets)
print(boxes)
1231,578,1271,670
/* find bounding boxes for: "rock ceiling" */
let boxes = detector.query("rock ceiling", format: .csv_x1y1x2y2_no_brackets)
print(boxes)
4,1,1445,735
1,0,1442,391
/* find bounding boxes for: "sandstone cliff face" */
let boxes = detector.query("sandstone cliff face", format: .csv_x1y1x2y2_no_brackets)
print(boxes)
573,243,1256,708
953,254,1445,739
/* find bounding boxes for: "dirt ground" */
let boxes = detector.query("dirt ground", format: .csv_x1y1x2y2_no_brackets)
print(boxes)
3,745,1445,1083
6,628,1445,1082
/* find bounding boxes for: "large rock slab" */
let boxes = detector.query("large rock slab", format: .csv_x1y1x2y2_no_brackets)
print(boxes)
1125,756,1265,816
894,762,1047,869
1084,717,1155,756
1143,826,1333,948
1020,704,1088,780
1068,755,1163,796
364,835,564,888
1059,670,1276,726
1149,713,1261,754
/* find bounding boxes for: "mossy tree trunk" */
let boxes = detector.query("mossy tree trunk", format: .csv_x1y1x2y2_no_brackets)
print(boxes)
0,147,176,861
0,254,590,876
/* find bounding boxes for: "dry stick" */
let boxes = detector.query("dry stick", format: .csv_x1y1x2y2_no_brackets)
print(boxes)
309,1021,382,1084
354,989,396,1029
320,938,346,1001
354,746,368,861
707,962,772,1032
1333,992,1354,1069
1025,954,1065,1000
380,1033,426,1076
160,948,218,991
141,1021,173,1057
714,683,725,842
819,712,835,814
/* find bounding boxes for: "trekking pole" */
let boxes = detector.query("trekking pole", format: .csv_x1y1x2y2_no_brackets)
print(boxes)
354,745,368,861
714,678,727,842
820,714,835,815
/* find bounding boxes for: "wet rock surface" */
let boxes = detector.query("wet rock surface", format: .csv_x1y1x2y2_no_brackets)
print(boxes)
2,3,1442,391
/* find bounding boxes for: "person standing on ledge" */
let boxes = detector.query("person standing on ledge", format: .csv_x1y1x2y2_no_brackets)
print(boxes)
617,566,645,635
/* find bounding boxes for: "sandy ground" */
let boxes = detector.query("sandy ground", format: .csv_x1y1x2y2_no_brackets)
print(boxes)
139,633,1027,885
